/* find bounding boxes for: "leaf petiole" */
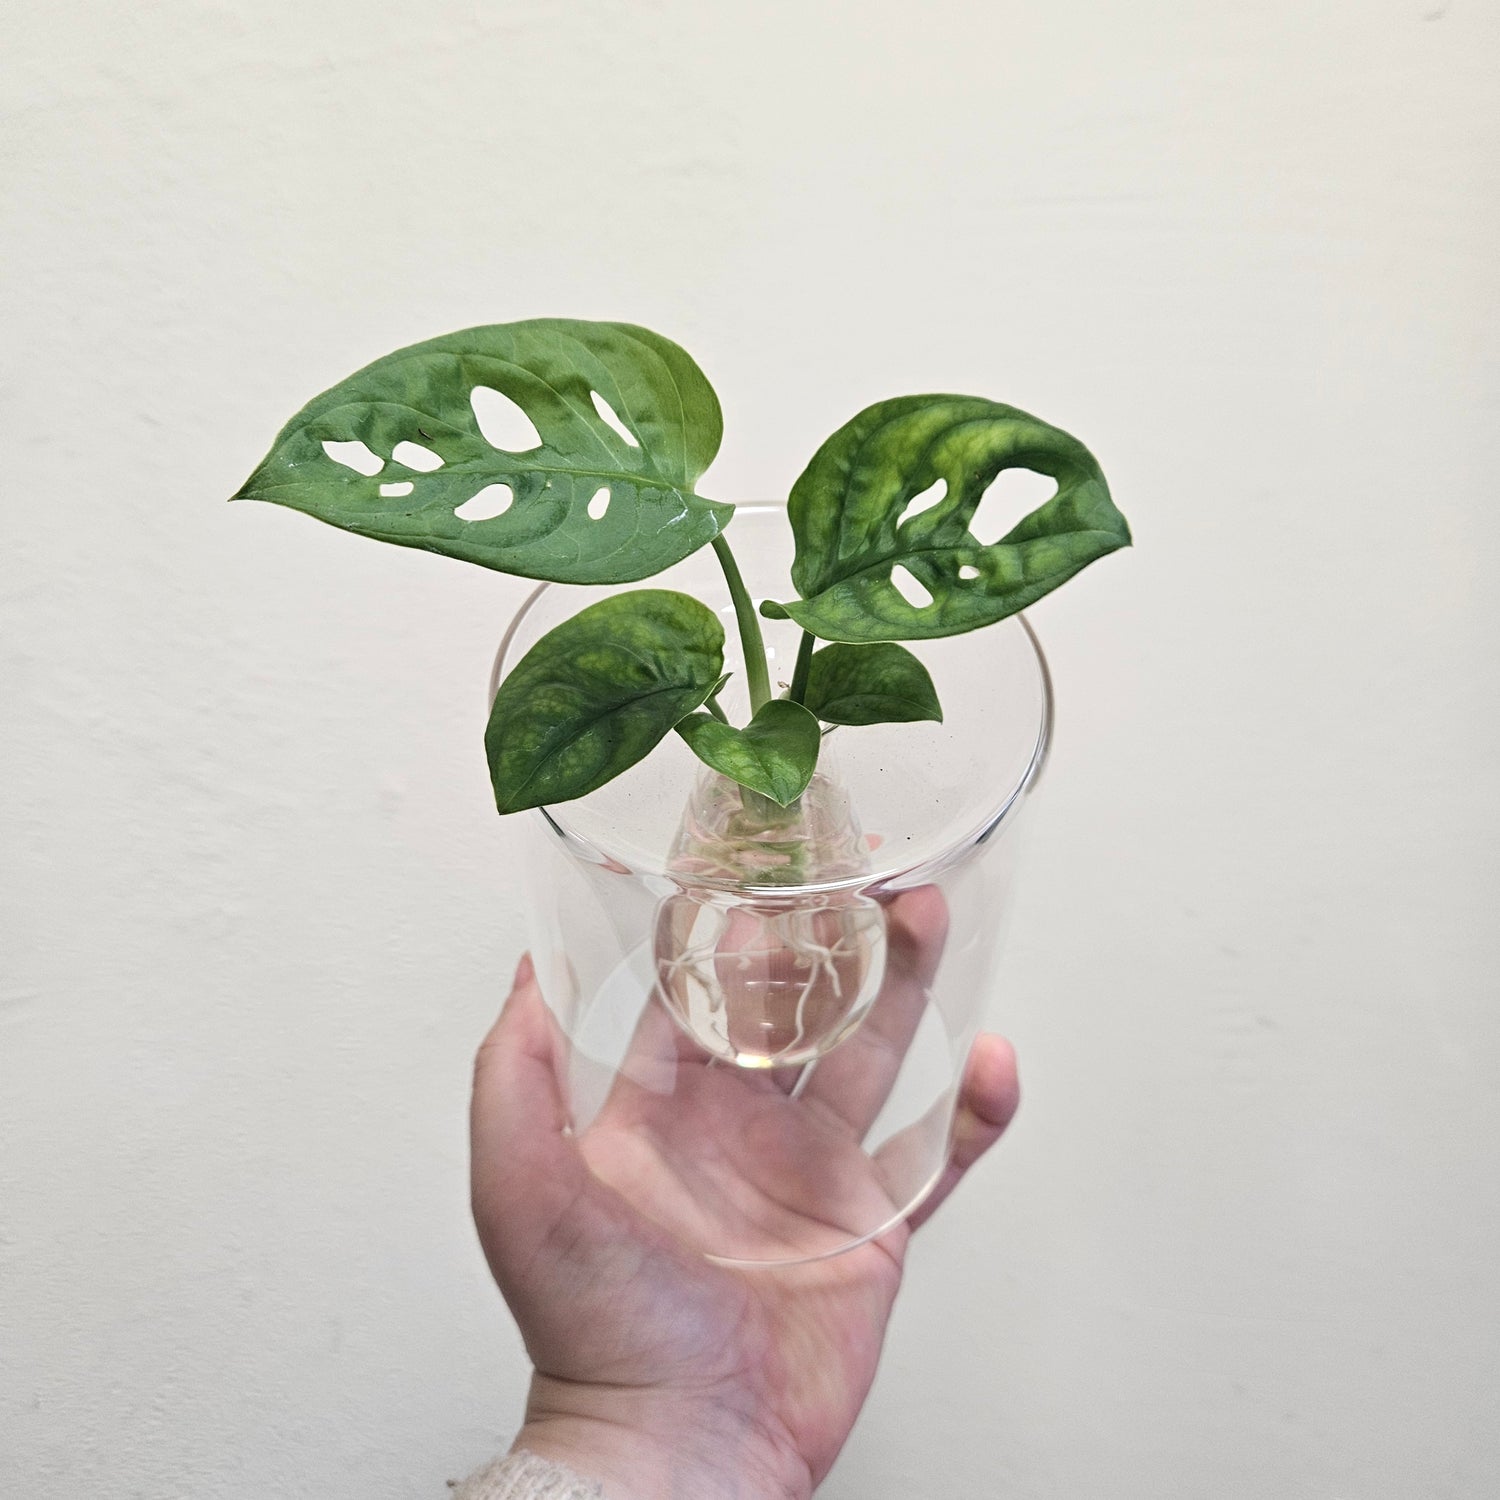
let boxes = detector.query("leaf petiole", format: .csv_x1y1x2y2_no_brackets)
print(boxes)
711,533,773,714
788,630,815,705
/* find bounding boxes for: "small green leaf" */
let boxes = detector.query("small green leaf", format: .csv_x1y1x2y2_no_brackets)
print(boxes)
765,395,1130,642
801,643,942,726
234,319,731,584
676,699,822,806
486,590,724,813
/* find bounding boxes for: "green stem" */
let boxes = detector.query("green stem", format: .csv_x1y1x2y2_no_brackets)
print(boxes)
711,534,772,713
788,630,815,705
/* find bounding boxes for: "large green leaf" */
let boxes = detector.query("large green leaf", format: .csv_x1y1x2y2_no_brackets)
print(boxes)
486,590,723,813
801,642,942,726
676,699,822,807
762,396,1130,641
233,319,731,584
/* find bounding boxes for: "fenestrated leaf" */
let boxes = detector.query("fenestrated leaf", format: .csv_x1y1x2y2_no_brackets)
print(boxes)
801,642,942,726
762,395,1130,642
486,590,723,813
233,319,732,584
676,699,821,807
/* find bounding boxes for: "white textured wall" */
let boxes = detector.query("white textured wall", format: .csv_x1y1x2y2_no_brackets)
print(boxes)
3,2,1497,1495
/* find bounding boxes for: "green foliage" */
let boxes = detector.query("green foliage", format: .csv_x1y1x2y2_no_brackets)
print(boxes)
233,319,730,584
676,700,823,807
239,321,1130,813
801,643,942,727
485,590,724,813
761,396,1130,642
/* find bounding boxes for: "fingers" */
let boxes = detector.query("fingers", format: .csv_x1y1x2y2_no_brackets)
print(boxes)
797,885,949,1137
470,954,591,1287
903,1033,1020,1233
595,981,709,1131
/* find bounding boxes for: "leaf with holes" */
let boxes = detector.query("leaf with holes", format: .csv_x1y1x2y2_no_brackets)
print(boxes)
801,643,942,727
761,395,1130,642
486,590,724,813
232,319,731,584
676,699,822,806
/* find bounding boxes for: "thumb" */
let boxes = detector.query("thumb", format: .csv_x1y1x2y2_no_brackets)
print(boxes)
904,1033,1020,1232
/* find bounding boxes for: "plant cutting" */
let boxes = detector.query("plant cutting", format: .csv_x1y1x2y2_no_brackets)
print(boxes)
234,318,1129,1088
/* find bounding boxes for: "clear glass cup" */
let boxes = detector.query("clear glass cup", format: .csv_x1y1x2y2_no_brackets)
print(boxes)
490,503,1052,1265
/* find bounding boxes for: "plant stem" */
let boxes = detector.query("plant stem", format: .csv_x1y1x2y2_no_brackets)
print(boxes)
788,630,814,705
711,534,772,714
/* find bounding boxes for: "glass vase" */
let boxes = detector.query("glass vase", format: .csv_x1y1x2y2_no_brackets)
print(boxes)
490,504,1052,1266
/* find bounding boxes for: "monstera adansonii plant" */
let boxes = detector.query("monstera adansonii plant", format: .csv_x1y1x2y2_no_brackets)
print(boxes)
236,318,1130,1066
235,318,1130,814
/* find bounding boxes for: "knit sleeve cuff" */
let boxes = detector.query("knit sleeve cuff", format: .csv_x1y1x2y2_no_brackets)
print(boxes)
450,1448,603,1500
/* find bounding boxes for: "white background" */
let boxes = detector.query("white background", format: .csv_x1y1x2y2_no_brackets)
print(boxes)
3,2,1497,1495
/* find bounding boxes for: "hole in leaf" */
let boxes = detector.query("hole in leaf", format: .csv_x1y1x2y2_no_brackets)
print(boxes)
391,440,444,472
898,479,947,527
890,565,934,609
587,486,611,520
590,390,640,448
471,387,542,451
958,564,981,580
455,483,513,521
378,481,414,498
970,468,1058,545
321,439,384,476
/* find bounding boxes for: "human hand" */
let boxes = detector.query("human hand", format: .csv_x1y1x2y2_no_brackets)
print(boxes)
470,889,1020,1499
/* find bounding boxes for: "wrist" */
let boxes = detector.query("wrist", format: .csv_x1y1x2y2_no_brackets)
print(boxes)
516,1373,812,1500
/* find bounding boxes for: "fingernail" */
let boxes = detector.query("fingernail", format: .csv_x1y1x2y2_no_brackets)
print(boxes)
513,951,535,989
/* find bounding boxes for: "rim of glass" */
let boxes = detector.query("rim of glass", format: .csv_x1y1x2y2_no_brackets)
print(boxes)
489,503,1055,897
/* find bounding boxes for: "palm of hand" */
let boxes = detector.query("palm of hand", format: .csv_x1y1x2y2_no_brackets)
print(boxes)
549,1053,915,1484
